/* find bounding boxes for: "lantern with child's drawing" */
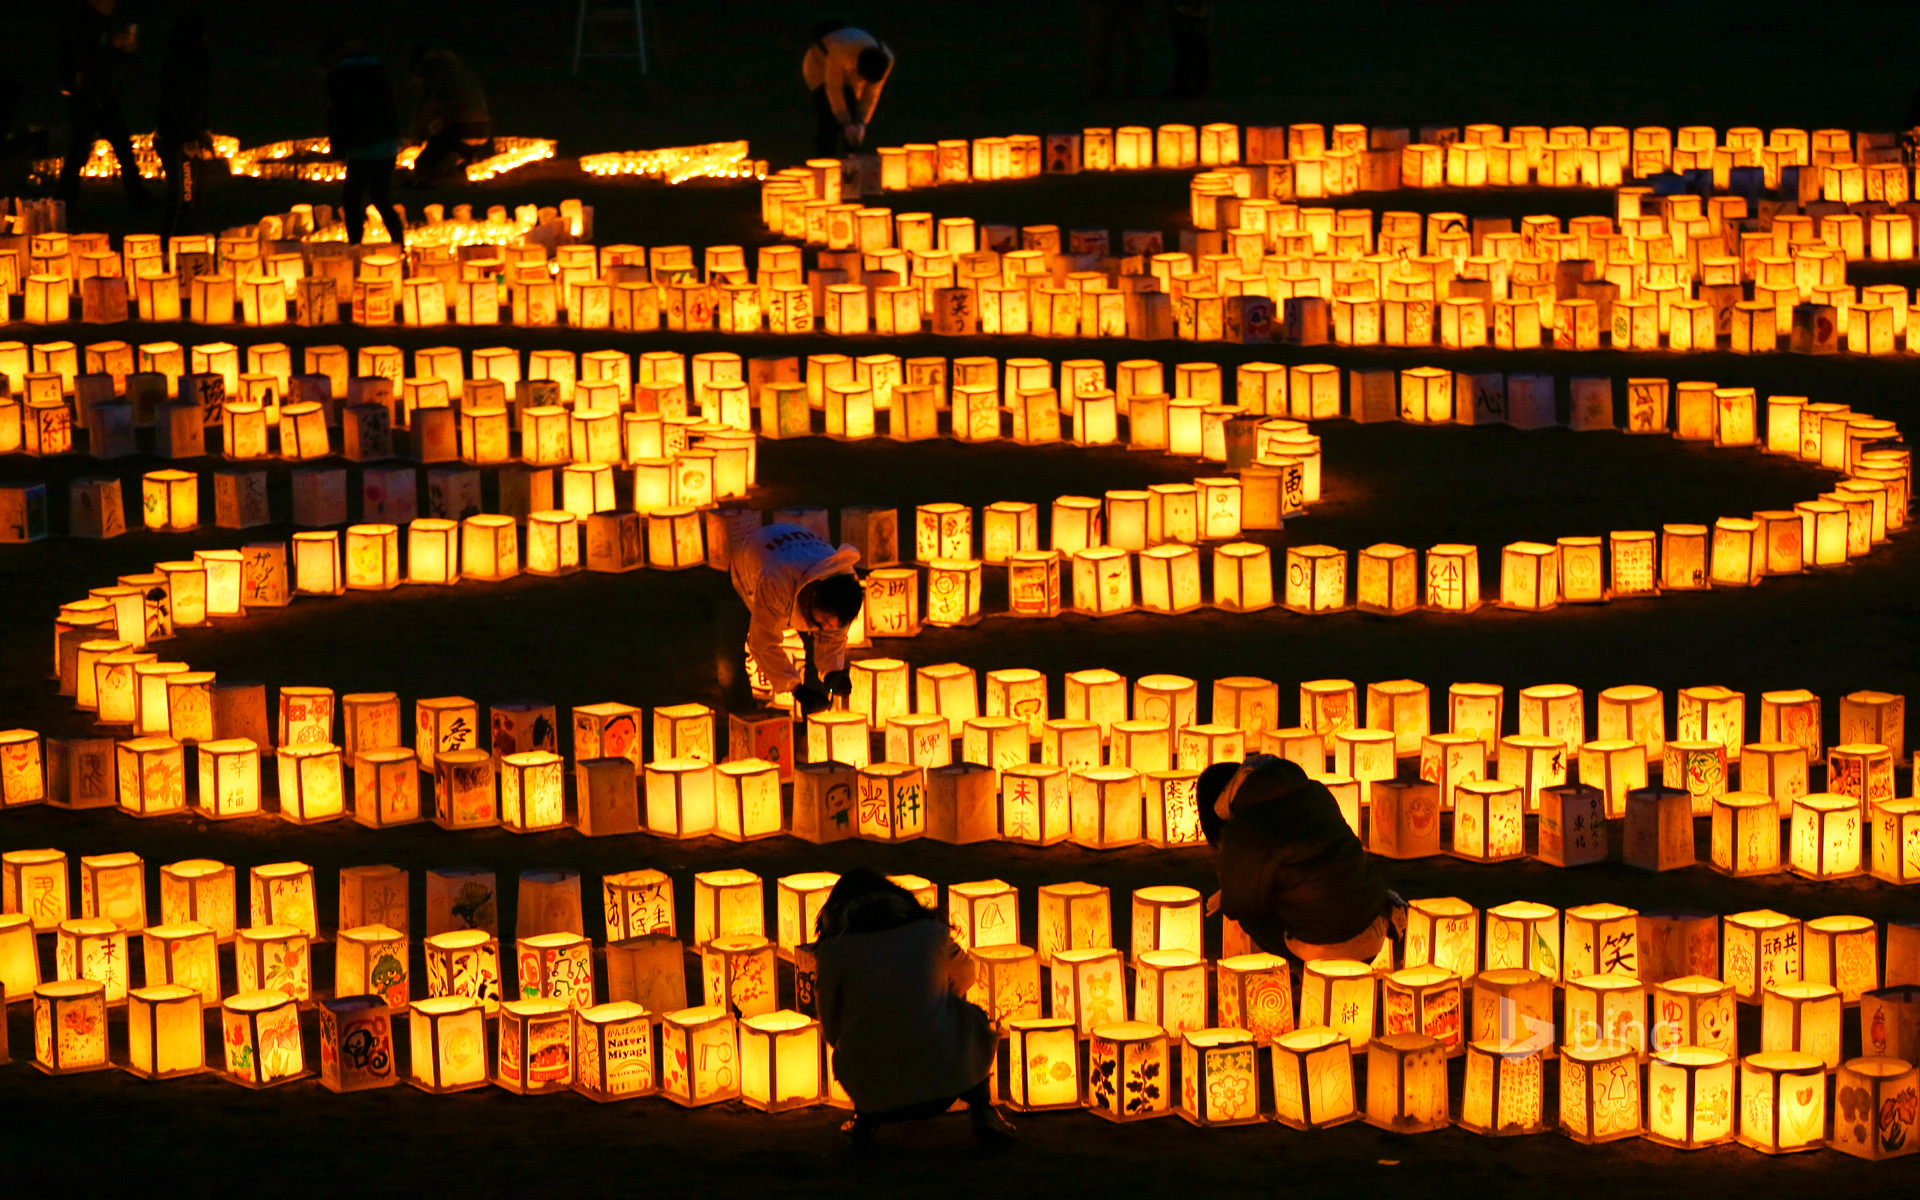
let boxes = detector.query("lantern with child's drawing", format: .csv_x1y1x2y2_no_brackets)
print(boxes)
408,996,488,1093
33,980,110,1074
660,1005,740,1106
1177,1029,1261,1126
1001,1018,1082,1111
1086,1021,1170,1122
220,990,308,1087
1737,1051,1827,1153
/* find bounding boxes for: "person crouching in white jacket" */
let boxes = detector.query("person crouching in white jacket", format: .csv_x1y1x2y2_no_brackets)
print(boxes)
724,522,866,715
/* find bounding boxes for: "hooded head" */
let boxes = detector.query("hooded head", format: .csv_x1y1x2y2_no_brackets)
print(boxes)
1198,755,1310,844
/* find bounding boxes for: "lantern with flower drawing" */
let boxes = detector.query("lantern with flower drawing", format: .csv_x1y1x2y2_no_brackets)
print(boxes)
1644,1048,1736,1149
1177,1029,1261,1126
1087,1021,1170,1121
1802,915,1879,1002
220,989,308,1087
1738,1050,1828,1153
33,980,110,1074
969,945,1042,1026
1001,1018,1082,1110
660,1005,740,1106
1831,1056,1919,1161
1037,882,1111,963
425,929,503,1012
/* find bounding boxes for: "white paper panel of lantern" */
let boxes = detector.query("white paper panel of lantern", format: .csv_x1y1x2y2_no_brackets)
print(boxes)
1761,981,1843,1068
1365,1033,1450,1132
1737,1050,1828,1154
644,759,715,838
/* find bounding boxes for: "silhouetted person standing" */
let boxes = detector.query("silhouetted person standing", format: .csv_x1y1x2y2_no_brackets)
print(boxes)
322,37,403,244
803,22,892,156
155,11,212,237
408,47,491,185
1165,0,1212,100
57,0,150,209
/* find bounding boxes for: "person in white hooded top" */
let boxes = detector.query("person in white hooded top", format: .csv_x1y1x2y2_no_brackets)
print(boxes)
724,522,866,715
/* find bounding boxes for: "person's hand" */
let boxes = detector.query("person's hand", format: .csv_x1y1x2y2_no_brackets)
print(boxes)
793,684,831,717
844,122,866,149
823,669,852,698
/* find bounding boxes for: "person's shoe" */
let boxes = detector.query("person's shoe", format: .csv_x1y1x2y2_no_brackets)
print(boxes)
970,1105,1019,1146
840,1117,877,1149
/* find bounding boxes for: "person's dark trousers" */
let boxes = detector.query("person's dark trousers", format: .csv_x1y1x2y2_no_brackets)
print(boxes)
157,137,197,237
858,1079,993,1125
58,90,145,205
712,593,756,715
342,155,404,244
811,85,861,157
1167,11,1211,98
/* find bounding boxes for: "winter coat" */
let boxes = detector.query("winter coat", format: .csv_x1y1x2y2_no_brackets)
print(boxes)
729,522,859,693
814,918,997,1114
326,55,399,159
1216,759,1389,949
801,26,886,126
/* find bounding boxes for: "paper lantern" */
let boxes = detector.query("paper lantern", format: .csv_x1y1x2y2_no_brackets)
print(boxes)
1737,1050,1828,1153
1536,784,1608,866
124,984,207,1080
1838,690,1905,759
1829,742,1896,805
573,1002,657,1101
409,996,489,1093
274,744,344,824
1451,781,1525,861
1469,968,1554,1052
1051,948,1128,1034
1803,915,1879,1003
352,749,420,828
969,944,1043,1026
1598,684,1666,758
1564,972,1648,1056
77,852,146,933
1368,779,1442,859
2,851,64,937
157,859,234,940
1556,1043,1642,1143
1334,729,1397,786
233,923,310,1001
516,932,594,1009
1831,1056,1920,1160
1457,1038,1549,1136
1113,949,1201,1039
1710,792,1782,876
1297,959,1375,1047
1069,767,1143,848
1261,1026,1355,1130
1724,910,1803,1002
1215,952,1294,1044
1762,981,1843,1068
424,929,503,1012
1623,785,1694,871
1365,1033,1449,1132
33,980,110,1074
1086,1021,1170,1121
1000,1018,1082,1110
336,924,408,1012
1404,898,1479,979
312,995,395,1094
432,750,496,830
807,710,871,770
115,737,185,816
940,880,1015,954
138,922,219,1005
643,759,715,838
1284,545,1347,612
1644,1047,1737,1149
493,998,575,1094
1861,987,1920,1060
55,917,129,1003
735,1011,824,1113
1652,976,1737,1055
0,912,38,1002
1175,1029,1261,1127
220,990,308,1087
1484,902,1562,982
1789,792,1864,879
1383,966,1465,1055
407,518,460,584
1561,903,1640,981
1037,882,1112,962
660,1005,741,1106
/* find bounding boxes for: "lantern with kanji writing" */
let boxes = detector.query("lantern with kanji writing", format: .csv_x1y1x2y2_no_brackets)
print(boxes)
1723,910,1802,1003
1790,792,1864,879
1711,791,1782,876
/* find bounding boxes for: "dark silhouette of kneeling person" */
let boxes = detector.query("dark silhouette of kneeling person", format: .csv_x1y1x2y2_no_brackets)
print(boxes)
1199,755,1401,962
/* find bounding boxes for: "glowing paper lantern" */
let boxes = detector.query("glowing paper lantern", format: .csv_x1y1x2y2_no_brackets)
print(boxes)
1789,792,1864,879
1710,792,1782,876
408,996,489,1093
1299,959,1376,1047
1484,902,1562,981
1364,1033,1449,1132
1215,952,1295,1044
126,984,207,1080
1000,1018,1082,1110
574,1002,658,1101
1737,1050,1827,1154
1559,1044,1642,1143
1762,981,1843,1068
659,1005,741,1106
739,1010,824,1111
1178,1029,1262,1126
1086,1021,1170,1121
1644,1048,1737,1149
495,998,575,1093
1037,882,1112,962
1405,898,1480,979
969,944,1042,1026
1831,1056,1920,1160
424,929,503,1012
1051,948,1127,1034
32,980,111,1074
1723,910,1803,1003
220,990,308,1087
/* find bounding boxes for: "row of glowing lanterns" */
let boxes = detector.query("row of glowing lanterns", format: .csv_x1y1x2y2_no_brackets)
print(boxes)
31,133,559,186
6,645,1918,876
759,156,1920,351
0,854,1914,1154
852,121,1899,192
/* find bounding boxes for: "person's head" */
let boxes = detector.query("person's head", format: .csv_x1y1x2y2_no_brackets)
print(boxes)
856,43,894,84
1197,756,1311,845
803,572,865,631
814,867,934,939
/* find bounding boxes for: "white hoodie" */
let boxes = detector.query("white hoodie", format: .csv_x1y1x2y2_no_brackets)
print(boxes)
730,523,861,693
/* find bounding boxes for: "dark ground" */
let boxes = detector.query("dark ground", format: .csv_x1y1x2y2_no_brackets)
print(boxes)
2,1,1920,1196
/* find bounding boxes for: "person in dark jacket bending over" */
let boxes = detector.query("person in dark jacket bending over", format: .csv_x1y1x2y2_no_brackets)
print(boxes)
320,37,403,245
803,21,892,156
1198,754,1404,963
407,47,491,185
811,868,1015,1148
